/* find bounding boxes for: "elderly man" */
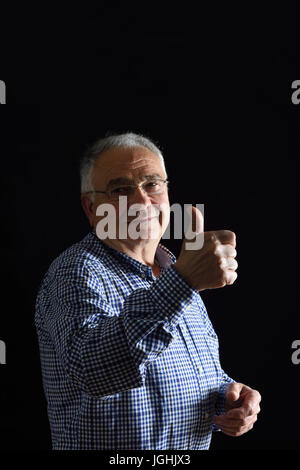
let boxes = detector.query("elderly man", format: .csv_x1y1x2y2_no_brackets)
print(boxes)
35,132,261,450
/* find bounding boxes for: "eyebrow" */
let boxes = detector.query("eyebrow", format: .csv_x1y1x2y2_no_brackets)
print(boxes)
106,174,164,189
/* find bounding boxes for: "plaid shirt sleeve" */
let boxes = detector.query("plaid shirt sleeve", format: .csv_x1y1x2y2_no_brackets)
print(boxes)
212,372,236,431
42,261,198,398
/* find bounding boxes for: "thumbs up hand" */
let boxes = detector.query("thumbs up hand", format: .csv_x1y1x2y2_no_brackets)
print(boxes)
173,206,238,291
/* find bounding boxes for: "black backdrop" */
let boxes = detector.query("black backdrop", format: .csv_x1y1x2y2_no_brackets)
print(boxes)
0,6,299,453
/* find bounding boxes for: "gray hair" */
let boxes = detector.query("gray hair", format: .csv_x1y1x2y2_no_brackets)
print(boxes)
80,132,167,197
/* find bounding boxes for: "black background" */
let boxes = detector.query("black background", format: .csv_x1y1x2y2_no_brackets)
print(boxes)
0,6,299,452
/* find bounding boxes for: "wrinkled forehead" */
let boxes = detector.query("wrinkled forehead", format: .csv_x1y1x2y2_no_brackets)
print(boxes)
91,146,166,187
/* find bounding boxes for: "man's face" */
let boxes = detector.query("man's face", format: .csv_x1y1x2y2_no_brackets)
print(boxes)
81,146,170,249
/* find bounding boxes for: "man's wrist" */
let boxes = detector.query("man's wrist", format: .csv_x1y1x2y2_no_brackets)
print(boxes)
148,264,198,328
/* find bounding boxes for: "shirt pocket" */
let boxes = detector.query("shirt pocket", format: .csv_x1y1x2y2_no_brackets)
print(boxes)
204,333,219,355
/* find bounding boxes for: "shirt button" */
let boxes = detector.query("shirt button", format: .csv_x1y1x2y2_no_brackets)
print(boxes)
198,365,203,374
205,412,209,420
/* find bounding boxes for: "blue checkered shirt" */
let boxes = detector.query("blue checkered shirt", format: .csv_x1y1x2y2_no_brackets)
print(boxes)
35,230,234,450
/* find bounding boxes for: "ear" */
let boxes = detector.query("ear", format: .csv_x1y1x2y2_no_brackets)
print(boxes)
80,194,94,227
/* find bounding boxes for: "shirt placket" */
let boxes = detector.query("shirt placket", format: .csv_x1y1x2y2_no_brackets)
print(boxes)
178,310,212,446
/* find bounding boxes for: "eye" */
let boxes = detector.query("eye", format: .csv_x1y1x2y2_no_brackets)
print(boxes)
111,186,130,194
145,181,163,192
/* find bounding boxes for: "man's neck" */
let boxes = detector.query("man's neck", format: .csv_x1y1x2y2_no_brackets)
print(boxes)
101,238,160,270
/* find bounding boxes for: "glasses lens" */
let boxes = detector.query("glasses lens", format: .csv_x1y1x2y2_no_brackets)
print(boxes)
109,186,132,199
143,180,165,194
108,180,167,200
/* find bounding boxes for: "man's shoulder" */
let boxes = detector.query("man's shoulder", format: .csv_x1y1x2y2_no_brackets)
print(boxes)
35,232,109,320
43,231,106,281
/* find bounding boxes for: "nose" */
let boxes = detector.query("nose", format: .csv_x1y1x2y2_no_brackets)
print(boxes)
130,185,152,206
127,186,153,221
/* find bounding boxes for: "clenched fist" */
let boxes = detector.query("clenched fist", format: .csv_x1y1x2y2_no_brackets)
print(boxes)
173,206,238,291
213,383,261,437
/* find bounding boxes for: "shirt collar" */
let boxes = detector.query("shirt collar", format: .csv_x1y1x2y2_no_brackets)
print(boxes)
90,229,176,276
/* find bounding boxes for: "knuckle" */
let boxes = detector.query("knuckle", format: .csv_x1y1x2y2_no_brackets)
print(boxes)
213,245,221,256
213,242,221,254
209,232,217,243
236,411,244,420
230,231,236,242
226,272,237,285
217,256,226,266
227,259,237,270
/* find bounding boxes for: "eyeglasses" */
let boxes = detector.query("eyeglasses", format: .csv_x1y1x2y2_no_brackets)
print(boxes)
83,178,169,201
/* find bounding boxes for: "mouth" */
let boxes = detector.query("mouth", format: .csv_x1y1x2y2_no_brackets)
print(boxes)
135,216,159,223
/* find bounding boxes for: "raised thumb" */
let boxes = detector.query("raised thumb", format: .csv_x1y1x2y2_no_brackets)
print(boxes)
228,390,239,401
226,383,242,404
184,205,204,251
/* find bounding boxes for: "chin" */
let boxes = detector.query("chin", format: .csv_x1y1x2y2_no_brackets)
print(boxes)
138,218,161,240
